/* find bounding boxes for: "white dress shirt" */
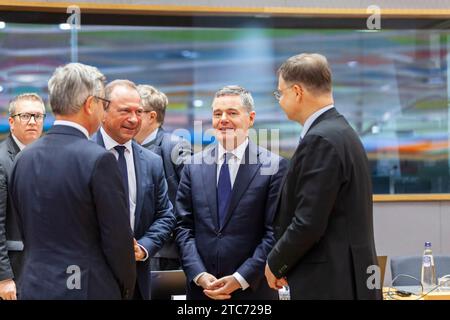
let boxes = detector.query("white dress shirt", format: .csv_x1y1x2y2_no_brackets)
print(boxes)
54,120,90,139
300,104,334,140
141,128,158,146
11,134,26,151
100,128,148,261
194,138,250,291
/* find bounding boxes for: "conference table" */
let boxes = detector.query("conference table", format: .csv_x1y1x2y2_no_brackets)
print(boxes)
383,286,450,300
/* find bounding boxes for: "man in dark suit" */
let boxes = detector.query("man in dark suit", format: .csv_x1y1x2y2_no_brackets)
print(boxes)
0,93,45,300
135,85,191,271
95,79,175,300
265,53,381,300
9,63,136,299
175,85,287,300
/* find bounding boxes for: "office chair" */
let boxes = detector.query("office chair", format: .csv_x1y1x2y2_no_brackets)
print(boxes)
390,255,450,286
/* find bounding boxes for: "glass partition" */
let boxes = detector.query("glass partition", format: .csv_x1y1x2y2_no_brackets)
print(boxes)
0,16,449,194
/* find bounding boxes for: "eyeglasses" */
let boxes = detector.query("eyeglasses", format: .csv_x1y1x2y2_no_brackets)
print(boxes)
11,113,46,123
93,96,111,110
273,85,294,101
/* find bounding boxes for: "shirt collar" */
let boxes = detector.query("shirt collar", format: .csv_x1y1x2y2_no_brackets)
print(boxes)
141,128,159,146
11,134,26,151
53,120,89,139
100,127,133,153
300,104,334,139
218,138,248,162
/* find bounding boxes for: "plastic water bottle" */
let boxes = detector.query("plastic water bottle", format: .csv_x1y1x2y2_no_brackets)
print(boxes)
421,241,437,293
278,285,290,300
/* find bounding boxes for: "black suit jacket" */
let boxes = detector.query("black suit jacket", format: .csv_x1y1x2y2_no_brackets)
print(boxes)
267,108,381,300
10,125,136,299
175,141,288,300
0,135,23,282
142,127,191,260
95,131,176,299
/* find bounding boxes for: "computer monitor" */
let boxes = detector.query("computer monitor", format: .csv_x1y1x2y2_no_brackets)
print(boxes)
151,270,187,300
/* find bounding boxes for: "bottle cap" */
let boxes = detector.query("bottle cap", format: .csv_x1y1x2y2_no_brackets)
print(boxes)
425,241,432,247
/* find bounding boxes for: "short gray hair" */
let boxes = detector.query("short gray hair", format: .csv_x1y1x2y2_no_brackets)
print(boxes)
9,93,45,115
213,85,254,113
48,63,106,115
137,85,168,124
105,79,138,105
278,53,332,94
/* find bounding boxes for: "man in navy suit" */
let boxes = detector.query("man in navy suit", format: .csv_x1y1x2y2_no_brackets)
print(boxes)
95,79,175,300
9,63,136,299
135,85,191,272
175,85,288,300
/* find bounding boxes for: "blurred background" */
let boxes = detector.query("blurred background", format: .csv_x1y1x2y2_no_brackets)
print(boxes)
0,14,449,194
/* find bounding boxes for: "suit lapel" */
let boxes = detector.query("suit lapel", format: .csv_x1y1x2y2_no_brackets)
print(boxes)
6,135,20,162
133,142,144,230
201,145,219,230
219,141,261,231
95,131,106,148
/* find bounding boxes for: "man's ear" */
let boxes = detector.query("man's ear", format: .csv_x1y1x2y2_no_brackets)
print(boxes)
249,111,256,127
83,96,95,115
293,84,304,102
150,111,158,121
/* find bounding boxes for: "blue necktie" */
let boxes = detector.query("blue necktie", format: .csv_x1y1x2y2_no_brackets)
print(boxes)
114,145,129,210
217,153,232,228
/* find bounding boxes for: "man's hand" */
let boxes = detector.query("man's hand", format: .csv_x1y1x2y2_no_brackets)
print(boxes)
265,263,288,290
0,279,17,300
197,273,218,290
203,275,240,300
133,238,145,261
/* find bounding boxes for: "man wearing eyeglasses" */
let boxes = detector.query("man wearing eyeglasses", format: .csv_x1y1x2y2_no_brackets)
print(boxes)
94,79,175,300
9,63,136,299
0,93,45,300
265,53,381,300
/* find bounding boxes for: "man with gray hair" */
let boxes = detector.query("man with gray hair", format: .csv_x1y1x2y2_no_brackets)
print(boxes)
0,93,45,300
134,85,191,273
175,85,288,300
9,63,136,299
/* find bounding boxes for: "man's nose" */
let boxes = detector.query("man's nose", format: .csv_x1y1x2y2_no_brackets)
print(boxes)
28,116,37,125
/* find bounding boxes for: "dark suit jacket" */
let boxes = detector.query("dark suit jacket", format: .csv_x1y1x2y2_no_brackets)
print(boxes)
142,127,191,260
175,141,288,300
10,125,136,300
0,135,23,283
95,131,176,299
267,108,381,300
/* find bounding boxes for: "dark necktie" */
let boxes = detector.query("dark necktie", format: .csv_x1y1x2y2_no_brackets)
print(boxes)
217,153,232,228
114,145,129,210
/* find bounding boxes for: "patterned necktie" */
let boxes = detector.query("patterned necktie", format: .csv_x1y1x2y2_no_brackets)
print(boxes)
217,153,232,228
114,145,129,210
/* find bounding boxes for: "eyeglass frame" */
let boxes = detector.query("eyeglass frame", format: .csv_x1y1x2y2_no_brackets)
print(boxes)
273,84,295,101
11,112,46,123
93,96,111,110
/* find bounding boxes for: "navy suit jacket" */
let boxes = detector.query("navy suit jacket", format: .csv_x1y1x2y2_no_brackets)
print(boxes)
10,125,136,299
175,141,288,300
142,127,191,260
95,132,176,299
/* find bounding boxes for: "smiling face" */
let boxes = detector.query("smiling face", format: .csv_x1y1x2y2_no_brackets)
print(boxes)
212,95,255,150
102,85,143,144
9,99,45,145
